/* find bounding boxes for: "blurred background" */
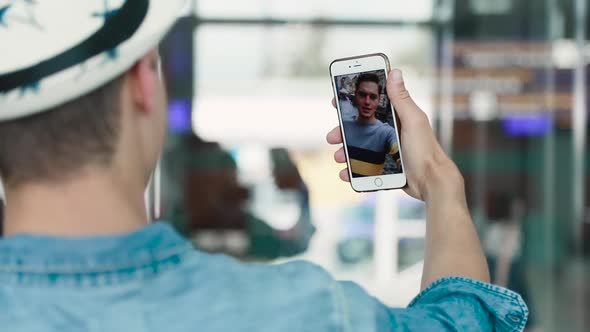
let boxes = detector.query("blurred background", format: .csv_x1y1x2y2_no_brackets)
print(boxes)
2,0,590,331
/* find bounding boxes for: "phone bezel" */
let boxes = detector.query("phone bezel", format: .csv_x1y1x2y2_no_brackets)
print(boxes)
329,53,407,193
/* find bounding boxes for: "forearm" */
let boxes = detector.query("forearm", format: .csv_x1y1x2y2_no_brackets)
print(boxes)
420,167,490,290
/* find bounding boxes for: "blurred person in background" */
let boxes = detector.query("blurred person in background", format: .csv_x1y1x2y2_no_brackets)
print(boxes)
169,136,313,260
178,135,250,232
338,76,358,120
484,192,537,331
257,148,315,257
0,1,527,331
174,135,250,257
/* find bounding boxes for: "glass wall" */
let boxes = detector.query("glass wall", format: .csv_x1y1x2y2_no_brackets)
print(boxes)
156,0,589,330
436,1,589,331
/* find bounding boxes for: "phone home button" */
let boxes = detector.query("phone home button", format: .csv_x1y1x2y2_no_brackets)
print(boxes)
374,177,383,187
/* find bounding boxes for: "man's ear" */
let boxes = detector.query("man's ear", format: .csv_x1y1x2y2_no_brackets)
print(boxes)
128,49,160,114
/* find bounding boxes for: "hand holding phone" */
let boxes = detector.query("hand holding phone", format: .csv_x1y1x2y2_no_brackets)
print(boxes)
328,67,463,201
330,53,406,192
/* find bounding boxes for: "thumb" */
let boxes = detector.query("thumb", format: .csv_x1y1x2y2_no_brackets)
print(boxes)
387,69,419,122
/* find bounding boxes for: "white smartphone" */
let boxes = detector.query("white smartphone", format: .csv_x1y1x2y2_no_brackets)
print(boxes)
330,53,407,192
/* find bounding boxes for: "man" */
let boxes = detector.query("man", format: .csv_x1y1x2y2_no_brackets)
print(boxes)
338,77,358,120
343,73,400,177
0,1,527,331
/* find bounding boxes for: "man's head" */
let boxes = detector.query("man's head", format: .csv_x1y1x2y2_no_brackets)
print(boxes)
0,50,167,191
354,73,382,120
0,0,187,198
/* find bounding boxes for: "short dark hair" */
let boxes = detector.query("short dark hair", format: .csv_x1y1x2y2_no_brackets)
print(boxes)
0,76,124,187
355,73,382,93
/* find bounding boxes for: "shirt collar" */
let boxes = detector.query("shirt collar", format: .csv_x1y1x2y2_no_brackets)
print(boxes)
0,222,192,273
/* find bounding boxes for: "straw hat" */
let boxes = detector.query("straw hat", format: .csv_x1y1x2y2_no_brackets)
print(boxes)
0,0,186,121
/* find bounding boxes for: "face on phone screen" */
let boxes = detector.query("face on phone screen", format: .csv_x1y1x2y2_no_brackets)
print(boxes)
335,69,403,178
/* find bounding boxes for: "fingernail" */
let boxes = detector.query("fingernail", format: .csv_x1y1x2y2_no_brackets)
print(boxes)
392,69,403,82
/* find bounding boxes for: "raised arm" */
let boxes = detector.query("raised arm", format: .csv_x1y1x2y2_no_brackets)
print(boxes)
328,69,489,290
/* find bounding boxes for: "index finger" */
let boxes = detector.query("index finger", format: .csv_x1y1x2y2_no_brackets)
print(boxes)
327,126,342,145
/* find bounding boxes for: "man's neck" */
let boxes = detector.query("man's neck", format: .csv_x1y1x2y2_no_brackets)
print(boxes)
356,116,377,125
3,170,148,237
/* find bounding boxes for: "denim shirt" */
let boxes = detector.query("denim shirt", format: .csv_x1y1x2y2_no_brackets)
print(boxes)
0,223,528,332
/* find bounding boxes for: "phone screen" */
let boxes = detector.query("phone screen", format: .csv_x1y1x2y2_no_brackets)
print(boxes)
335,69,403,178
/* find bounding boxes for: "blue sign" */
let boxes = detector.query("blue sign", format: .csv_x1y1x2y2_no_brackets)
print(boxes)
168,98,192,134
502,114,552,137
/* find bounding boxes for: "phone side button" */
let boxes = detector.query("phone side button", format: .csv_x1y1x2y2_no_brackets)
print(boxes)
374,178,383,187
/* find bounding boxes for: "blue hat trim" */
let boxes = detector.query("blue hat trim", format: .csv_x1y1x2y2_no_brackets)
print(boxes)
0,0,148,93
